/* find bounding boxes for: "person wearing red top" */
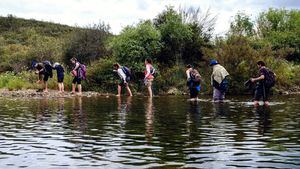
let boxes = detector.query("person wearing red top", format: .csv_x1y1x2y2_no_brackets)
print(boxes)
144,58,154,97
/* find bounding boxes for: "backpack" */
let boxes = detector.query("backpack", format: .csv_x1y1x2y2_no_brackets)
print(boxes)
43,60,53,78
121,66,132,78
219,77,229,92
190,69,201,83
80,64,87,80
213,76,229,92
264,69,275,88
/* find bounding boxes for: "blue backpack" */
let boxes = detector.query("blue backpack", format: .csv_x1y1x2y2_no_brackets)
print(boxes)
121,66,132,78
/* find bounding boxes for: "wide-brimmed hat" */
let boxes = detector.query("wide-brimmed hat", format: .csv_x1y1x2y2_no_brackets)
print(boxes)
209,59,219,66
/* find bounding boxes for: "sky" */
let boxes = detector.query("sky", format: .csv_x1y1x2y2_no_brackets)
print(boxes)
0,0,299,35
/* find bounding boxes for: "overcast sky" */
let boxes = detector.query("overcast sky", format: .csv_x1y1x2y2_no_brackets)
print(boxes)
0,0,299,35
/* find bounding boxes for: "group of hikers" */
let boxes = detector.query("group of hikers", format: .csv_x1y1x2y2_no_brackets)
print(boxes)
33,57,85,95
185,60,275,106
32,57,275,106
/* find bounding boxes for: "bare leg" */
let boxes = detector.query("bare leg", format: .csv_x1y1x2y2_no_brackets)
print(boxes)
58,83,61,92
78,84,82,95
61,83,65,92
72,83,76,93
44,81,48,93
126,84,133,96
264,101,269,106
253,100,259,107
148,86,153,97
117,85,122,96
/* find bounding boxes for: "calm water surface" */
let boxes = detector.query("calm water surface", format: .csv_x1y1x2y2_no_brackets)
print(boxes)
0,95,299,169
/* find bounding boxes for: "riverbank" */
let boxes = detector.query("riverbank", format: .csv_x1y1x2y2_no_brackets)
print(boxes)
0,89,299,99
0,89,113,98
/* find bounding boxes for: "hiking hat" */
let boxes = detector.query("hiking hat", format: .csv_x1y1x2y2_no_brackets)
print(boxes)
209,59,219,66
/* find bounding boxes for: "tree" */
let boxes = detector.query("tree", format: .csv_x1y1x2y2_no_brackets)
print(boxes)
154,7,192,66
110,20,162,71
257,8,300,61
65,22,112,65
229,12,255,37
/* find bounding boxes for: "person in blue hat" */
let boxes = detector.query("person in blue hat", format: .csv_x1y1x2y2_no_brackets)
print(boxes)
210,59,229,102
186,64,202,100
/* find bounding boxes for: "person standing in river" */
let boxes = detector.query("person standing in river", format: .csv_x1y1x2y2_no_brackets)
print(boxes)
251,61,276,106
210,59,229,102
113,63,133,97
186,64,202,100
144,58,155,97
70,57,82,95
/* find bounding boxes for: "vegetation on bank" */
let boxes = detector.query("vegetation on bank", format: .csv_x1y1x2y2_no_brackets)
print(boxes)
0,7,299,94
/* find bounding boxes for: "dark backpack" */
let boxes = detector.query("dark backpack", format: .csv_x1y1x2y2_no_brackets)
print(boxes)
213,76,229,92
264,69,275,88
122,66,132,78
190,69,201,83
43,60,53,78
150,66,156,76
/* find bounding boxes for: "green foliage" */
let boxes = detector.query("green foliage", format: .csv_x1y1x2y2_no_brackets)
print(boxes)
110,20,162,71
65,23,112,65
0,72,32,90
257,8,300,61
85,57,117,92
154,7,193,65
229,12,255,36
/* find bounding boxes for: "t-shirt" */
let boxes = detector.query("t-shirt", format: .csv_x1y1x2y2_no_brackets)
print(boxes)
144,64,154,79
36,63,45,74
258,67,268,86
54,65,64,78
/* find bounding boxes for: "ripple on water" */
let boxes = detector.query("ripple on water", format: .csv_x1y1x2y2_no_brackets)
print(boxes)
0,96,299,168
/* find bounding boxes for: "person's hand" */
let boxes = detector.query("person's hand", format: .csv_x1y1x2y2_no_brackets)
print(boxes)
250,78,255,83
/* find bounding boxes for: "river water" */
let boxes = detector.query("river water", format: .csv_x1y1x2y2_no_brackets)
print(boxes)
0,95,299,169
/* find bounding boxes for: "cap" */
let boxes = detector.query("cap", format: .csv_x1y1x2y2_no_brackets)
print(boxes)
209,59,219,66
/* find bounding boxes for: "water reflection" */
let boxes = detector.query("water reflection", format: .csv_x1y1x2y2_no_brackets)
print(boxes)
117,96,132,127
0,96,299,168
145,97,154,142
71,96,87,131
255,106,272,135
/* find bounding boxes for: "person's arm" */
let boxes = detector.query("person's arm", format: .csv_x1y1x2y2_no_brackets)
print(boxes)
117,68,127,82
251,74,265,82
186,69,191,80
145,64,151,79
73,62,80,71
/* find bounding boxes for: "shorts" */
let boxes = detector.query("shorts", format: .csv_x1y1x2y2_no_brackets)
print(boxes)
144,78,153,87
213,87,225,101
43,74,50,82
72,76,82,84
254,84,270,102
118,77,130,86
57,76,64,83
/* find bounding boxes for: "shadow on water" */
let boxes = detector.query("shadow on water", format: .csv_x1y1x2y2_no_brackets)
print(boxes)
0,95,299,168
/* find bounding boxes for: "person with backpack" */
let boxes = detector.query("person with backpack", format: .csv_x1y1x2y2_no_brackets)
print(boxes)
144,58,155,97
251,61,275,106
186,64,202,100
53,62,65,93
113,63,133,97
210,59,229,102
33,61,53,93
70,57,83,95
